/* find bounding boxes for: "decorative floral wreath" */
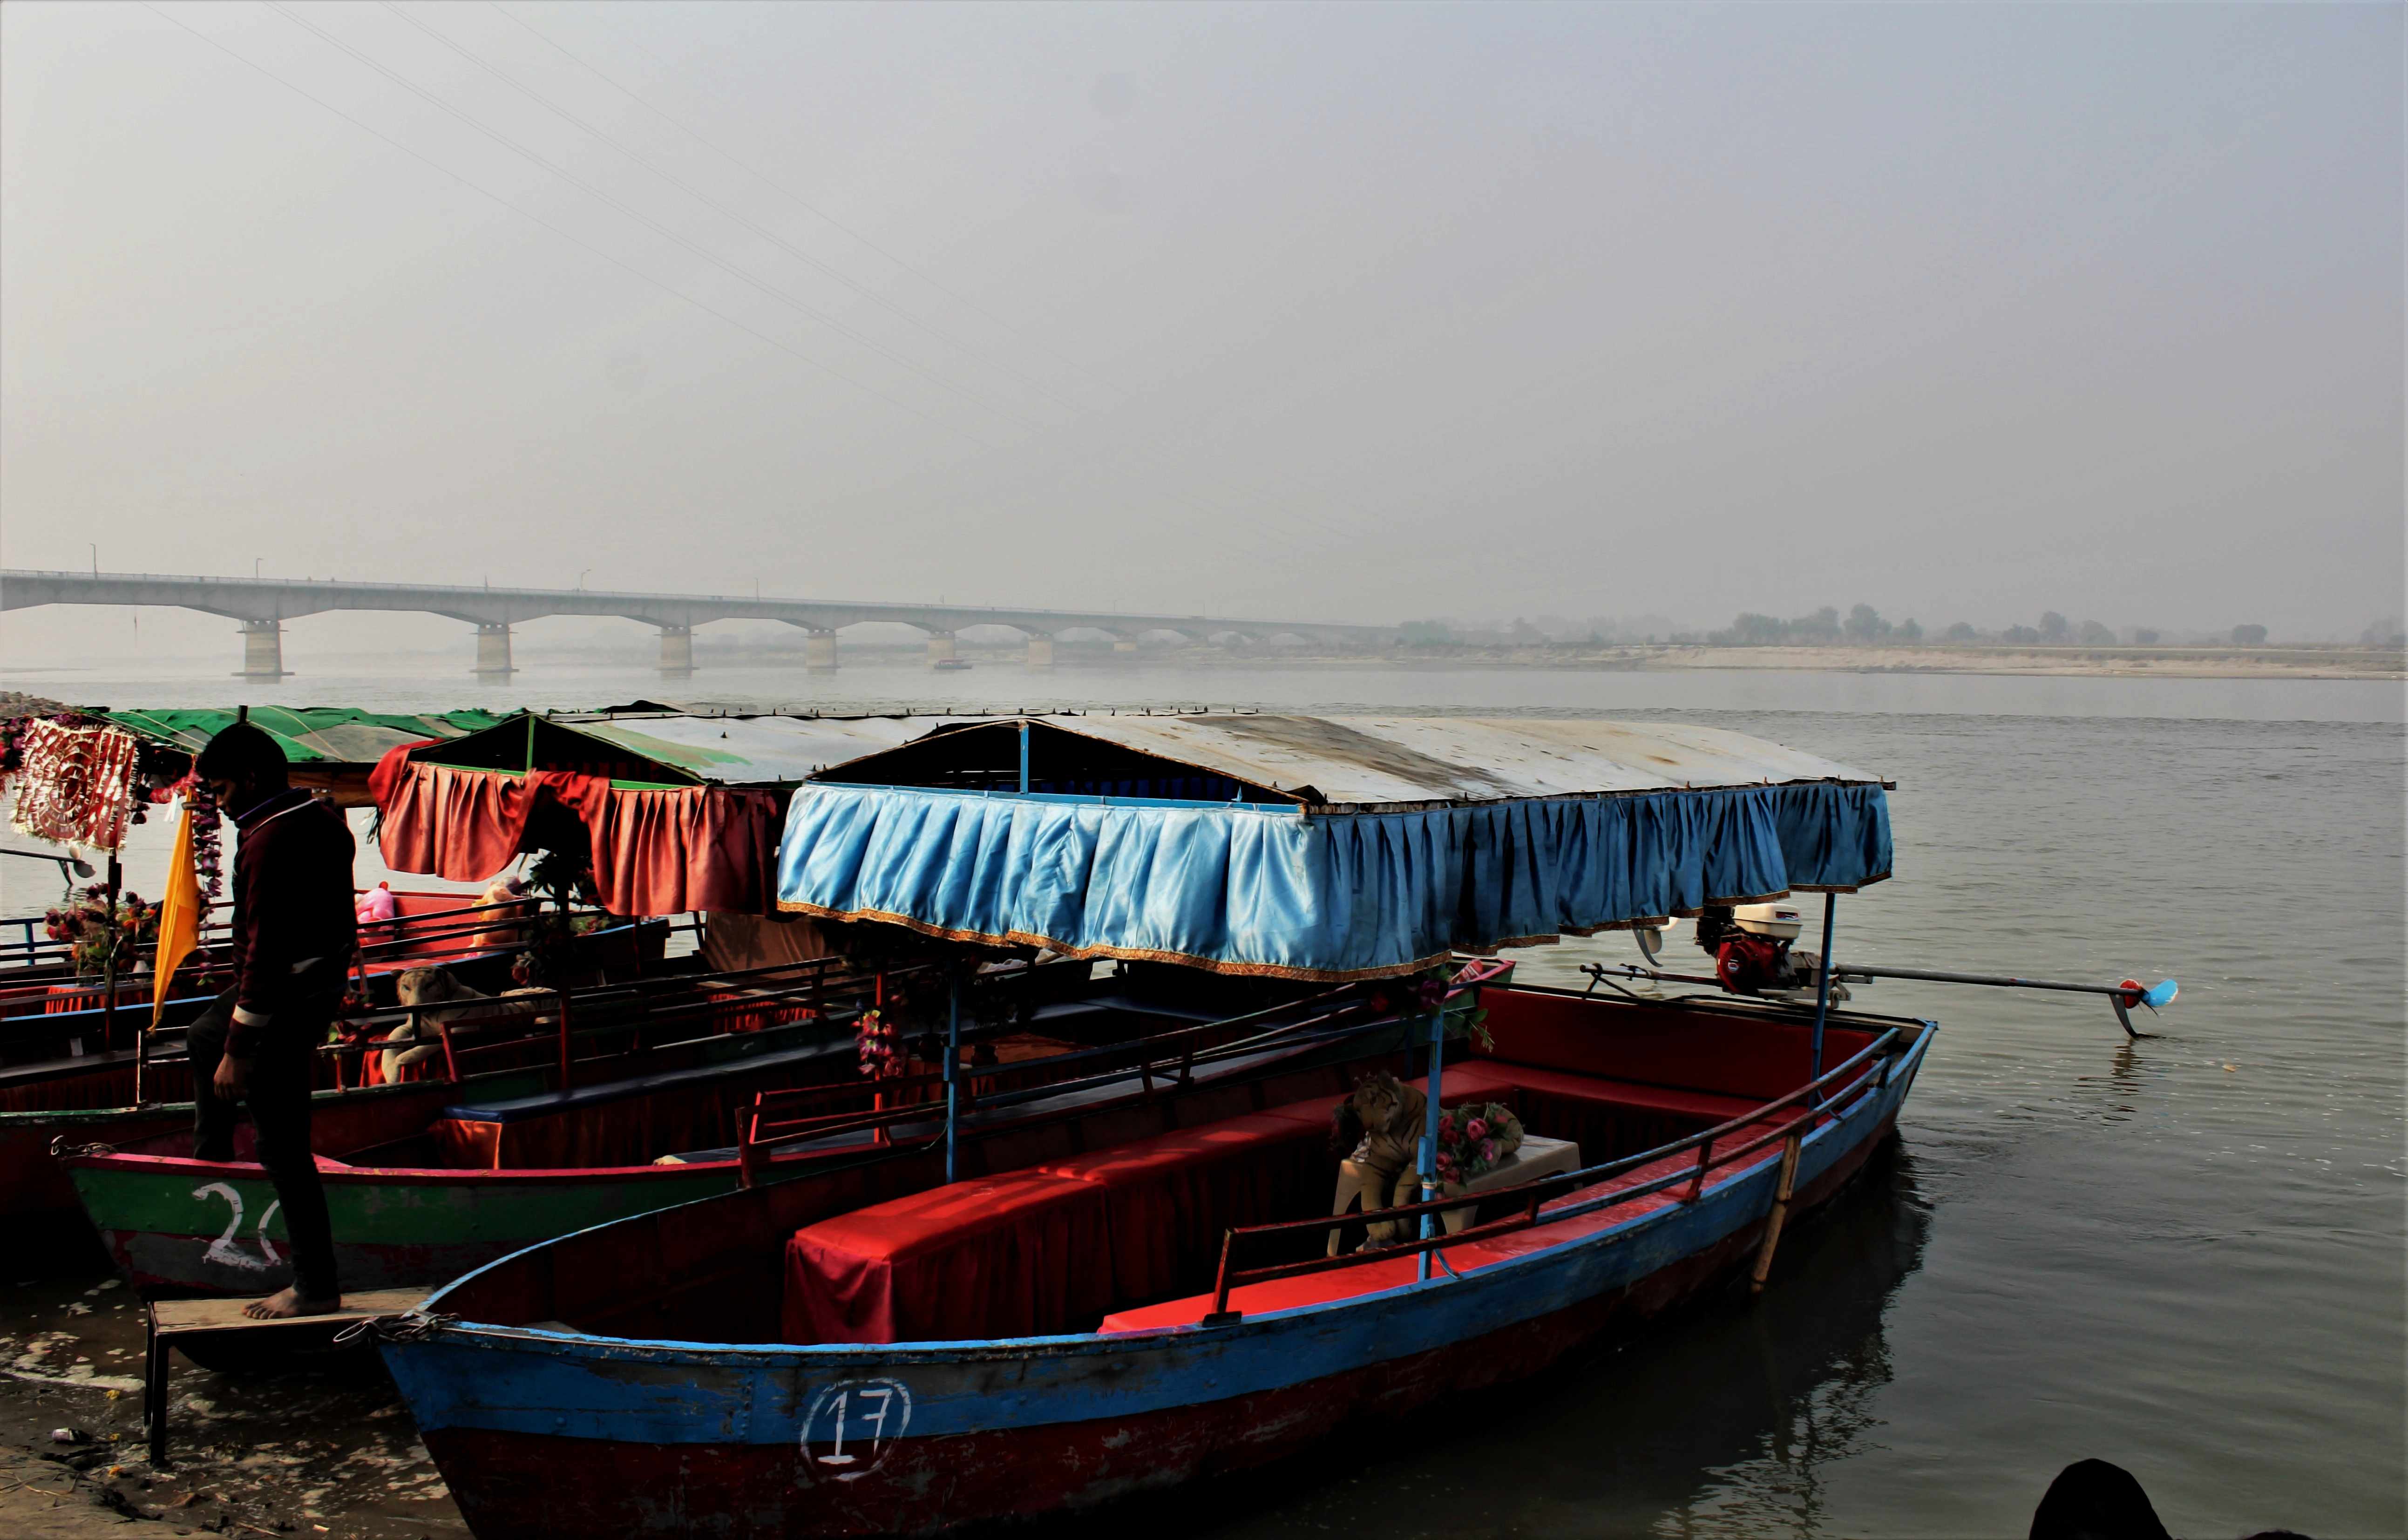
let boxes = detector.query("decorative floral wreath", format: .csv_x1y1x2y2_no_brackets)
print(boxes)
1432,1099,1525,1186
855,1008,902,1079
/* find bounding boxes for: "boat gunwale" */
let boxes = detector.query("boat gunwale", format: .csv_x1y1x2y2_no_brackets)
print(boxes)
57,1017,1374,1188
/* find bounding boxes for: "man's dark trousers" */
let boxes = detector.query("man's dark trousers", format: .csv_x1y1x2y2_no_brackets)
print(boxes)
187,993,340,1301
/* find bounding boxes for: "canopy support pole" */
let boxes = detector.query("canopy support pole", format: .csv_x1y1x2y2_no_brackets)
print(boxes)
944,977,961,1184
1809,893,1835,1104
101,854,122,1054
1017,723,1030,794
1416,1004,1444,1282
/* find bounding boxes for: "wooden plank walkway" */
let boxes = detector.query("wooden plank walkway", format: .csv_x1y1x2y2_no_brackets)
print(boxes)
144,1289,427,1467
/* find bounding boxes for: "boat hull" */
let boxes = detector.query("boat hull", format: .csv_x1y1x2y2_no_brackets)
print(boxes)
4,1077,502,1255
74,1153,744,1296
64,1019,857,1295
385,1028,1929,1539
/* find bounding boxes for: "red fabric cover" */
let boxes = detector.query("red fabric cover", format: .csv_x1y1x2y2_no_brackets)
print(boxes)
783,1173,1113,1345
547,776,785,918
705,990,813,1036
1037,1113,1331,1303
1098,1111,1817,1334
369,754,786,916
371,758,542,884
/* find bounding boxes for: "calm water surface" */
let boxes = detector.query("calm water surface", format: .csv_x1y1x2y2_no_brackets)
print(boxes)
5,659,2400,1538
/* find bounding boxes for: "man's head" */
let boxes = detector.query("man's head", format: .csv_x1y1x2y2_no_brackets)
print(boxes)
194,722,288,811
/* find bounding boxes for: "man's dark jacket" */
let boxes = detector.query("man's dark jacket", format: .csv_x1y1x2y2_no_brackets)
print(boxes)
224,789,358,1056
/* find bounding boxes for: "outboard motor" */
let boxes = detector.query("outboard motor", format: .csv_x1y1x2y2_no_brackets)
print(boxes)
1694,903,1846,999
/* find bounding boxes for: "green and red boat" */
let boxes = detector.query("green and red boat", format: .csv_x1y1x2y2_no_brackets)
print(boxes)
59,957,1367,1296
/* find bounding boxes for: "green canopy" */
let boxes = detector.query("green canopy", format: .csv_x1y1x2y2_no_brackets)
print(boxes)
101,706,507,766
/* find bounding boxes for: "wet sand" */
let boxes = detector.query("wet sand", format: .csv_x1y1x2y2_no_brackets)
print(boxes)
0,1277,466,1540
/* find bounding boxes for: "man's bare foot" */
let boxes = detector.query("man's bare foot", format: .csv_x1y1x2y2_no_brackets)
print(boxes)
241,1285,342,1320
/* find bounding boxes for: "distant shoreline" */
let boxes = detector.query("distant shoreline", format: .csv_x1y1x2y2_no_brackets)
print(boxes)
7,643,2400,688
683,641,2406,682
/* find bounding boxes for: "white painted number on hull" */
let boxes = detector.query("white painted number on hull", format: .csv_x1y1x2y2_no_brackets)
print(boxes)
800,1379,911,1482
192,1182,283,1272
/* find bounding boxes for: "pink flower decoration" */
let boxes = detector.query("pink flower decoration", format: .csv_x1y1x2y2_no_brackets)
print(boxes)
1465,1117,1488,1141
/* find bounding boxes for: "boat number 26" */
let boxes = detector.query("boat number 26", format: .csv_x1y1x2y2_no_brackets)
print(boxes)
800,1379,912,1482
191,1182,283,1272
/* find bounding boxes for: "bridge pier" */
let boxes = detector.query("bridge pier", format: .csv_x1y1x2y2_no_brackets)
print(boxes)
1024,632,1055,670
804,629,839,672
1112,637,1139,653
658,624,695,676
926,631,957,667
237,619,288,678
474,623,515,678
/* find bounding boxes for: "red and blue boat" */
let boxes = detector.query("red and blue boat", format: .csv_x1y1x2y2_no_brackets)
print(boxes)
381,976,1928,1537
371,715,1936,1536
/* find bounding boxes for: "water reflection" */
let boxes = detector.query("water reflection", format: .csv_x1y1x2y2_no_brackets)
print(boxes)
1085,1144,1933,1540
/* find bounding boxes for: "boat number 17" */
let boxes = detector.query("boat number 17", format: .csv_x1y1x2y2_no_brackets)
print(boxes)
800,1379,911,1482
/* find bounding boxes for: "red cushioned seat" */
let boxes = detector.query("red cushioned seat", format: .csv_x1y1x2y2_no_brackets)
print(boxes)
783,1172,1111,1345
1474,1061,1760,1124
1039,1113,1329,1303
1100,1254,1425,1332
1097,1111,1819,1334
1250,1057,1528,1135
1458,1061,1761,1167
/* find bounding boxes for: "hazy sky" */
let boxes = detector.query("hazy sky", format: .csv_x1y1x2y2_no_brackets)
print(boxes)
3,1,2400,651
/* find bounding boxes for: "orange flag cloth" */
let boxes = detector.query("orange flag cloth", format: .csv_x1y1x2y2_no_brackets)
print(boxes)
150,801,201,1027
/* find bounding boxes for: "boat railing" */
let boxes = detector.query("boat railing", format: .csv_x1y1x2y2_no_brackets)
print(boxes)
1197,1023,1909,1322
329,951,883,1072
0,900,625,975
0,914,677,1072
732,960,1515,1185
33,955,885,1093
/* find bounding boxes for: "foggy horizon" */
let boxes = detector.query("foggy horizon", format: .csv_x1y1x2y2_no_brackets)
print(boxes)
4,2,2401,666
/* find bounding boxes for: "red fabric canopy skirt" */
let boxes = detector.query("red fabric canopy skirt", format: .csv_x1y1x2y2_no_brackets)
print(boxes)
369,752,786,917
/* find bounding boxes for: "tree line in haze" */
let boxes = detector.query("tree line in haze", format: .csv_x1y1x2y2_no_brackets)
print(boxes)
1706,606,2129,647
1397,608,2408,650
1702,607,2348,648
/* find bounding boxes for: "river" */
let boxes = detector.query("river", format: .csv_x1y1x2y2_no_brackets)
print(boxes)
4,658,2400,1538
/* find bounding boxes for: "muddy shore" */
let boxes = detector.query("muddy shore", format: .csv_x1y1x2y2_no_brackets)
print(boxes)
1,1276,467,1540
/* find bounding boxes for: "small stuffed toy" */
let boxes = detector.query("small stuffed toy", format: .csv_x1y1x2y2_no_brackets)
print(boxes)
1329,1070,1430,1245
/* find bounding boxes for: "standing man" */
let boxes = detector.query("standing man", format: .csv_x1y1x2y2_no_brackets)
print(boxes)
190,721,357,1319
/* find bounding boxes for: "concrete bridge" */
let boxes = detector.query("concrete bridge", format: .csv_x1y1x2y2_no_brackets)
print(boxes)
0,569,1396,677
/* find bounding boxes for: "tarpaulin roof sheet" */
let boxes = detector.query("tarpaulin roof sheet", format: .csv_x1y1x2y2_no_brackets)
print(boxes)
926,714,1891,808
778,715,1894,980
566,714,927,787
101,706,506,765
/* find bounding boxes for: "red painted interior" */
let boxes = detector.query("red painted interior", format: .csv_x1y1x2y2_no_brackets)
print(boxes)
777,1024,1849,1345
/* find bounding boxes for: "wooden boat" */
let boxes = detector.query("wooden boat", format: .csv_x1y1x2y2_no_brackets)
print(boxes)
365,714,1919,1535
60,958,1355,1296
2,936,822,1253
373,980,1932,1537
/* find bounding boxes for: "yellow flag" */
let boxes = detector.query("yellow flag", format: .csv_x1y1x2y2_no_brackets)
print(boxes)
150,802,201,1027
